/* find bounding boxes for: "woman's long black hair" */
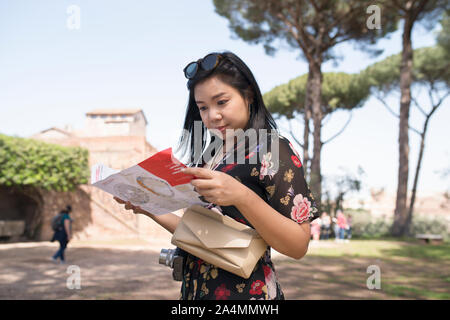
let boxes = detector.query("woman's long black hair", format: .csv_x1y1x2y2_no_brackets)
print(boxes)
175,51,278,167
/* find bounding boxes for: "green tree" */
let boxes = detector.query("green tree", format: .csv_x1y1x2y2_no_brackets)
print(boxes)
437,10,450,55
376,0,449,237
263,72,371,181
364,46,450,236
213,0,396,204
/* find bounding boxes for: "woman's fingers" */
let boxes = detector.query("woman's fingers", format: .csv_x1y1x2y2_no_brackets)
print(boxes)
114,197,147,215
124,202,134,210
113,196,126,204
132,206,142,214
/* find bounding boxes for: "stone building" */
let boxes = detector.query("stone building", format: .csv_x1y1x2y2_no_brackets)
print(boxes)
1,109,176,245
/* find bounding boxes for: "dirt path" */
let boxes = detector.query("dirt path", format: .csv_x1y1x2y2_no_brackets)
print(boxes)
0,240,440,300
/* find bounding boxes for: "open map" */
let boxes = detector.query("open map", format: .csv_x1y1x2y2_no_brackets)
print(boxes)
91,148,207,215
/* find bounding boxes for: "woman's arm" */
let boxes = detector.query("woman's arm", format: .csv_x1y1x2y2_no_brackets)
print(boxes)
113,197,181,234
64,219,72,241
147,212,181,234
234,186,311,260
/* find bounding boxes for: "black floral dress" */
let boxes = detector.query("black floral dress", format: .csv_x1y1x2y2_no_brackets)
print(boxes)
179,133,320,300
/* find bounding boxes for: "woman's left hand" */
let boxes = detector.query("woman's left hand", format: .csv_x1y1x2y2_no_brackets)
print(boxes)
181,167,247,207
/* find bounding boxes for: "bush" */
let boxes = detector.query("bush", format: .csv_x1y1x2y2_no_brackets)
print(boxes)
410,214,450,242
0,134,89,191
346,210,392,239
344,209,450,241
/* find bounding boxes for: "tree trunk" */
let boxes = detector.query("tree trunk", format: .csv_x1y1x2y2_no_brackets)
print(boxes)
405,129,426,236
392,17,414,237
303,71,313,181
308,61,324,205
405,99,440,235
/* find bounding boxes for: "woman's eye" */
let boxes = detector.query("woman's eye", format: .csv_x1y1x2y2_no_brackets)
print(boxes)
199,106,207,111
218,100,228,105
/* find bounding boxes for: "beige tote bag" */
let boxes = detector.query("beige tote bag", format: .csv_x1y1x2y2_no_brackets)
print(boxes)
171,204,268,279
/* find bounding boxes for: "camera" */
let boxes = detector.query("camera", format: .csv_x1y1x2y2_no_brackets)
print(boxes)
159,247,186,281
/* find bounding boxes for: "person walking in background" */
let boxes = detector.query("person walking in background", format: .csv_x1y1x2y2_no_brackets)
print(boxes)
311,216,321,241
51,205,73,264
332,214,340,242
336,210,347,243
320,212,331,240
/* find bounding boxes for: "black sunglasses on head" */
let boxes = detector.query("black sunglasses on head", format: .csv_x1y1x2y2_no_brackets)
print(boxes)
183,53,223,79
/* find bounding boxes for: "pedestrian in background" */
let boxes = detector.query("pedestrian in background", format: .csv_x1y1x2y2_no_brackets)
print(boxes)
311,217,321,241
51,205,73,264
320,212,331,240
336,210,347,243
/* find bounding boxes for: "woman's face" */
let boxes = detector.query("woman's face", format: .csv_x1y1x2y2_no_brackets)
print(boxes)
194,76,251,140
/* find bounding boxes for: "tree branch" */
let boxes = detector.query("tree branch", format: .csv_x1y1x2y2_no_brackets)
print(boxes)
327,2,361,40
308,0,320,13
278,120,304,148
321,112,333,127
429,90,450,117
275,10,308,56
375,94,400,118
289,2,316,55
322,111,353,145
375,95,422,135
411,95,428,116
288,120,305,148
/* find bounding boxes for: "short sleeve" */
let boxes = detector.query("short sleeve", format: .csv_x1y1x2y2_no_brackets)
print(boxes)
256,134,320,225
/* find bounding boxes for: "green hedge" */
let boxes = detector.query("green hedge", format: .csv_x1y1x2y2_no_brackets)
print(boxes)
348,210,392,238
0,134,89,191
410,214,450,242
345,209,450,241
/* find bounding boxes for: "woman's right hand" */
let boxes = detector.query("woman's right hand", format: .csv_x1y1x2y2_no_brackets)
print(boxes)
113,196,152,216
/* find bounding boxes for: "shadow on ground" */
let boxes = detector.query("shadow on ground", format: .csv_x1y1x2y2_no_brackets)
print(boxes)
0,244,178,300
1,242,448,299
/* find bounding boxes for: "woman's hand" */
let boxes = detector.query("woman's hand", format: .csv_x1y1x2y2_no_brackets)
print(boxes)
113,196,181,234
113,196,151,216
181,167,248,207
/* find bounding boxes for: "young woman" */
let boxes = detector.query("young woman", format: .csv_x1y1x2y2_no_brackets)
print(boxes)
114,51,320,300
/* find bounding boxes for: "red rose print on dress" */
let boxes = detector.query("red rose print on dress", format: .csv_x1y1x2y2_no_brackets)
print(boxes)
214,283,230,300
249,280,265,295
290,194,311,224
263,265,277,299
197,259,203,269
291,155,302,168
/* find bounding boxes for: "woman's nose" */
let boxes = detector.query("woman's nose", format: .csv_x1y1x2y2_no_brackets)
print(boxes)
210,108,222,120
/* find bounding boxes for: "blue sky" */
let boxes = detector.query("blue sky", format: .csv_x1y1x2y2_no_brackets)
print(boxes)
1,0,449,199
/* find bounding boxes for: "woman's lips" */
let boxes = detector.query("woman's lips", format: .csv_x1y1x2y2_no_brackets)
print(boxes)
216,126,228,132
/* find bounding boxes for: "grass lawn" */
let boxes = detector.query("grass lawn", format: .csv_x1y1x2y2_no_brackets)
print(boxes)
283,239,450,299
307,239,450,261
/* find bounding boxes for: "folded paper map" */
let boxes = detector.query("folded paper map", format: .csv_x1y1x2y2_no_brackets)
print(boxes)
91,148,208,215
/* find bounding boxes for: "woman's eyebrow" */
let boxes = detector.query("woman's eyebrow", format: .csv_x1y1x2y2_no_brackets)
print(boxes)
196,92,227,104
